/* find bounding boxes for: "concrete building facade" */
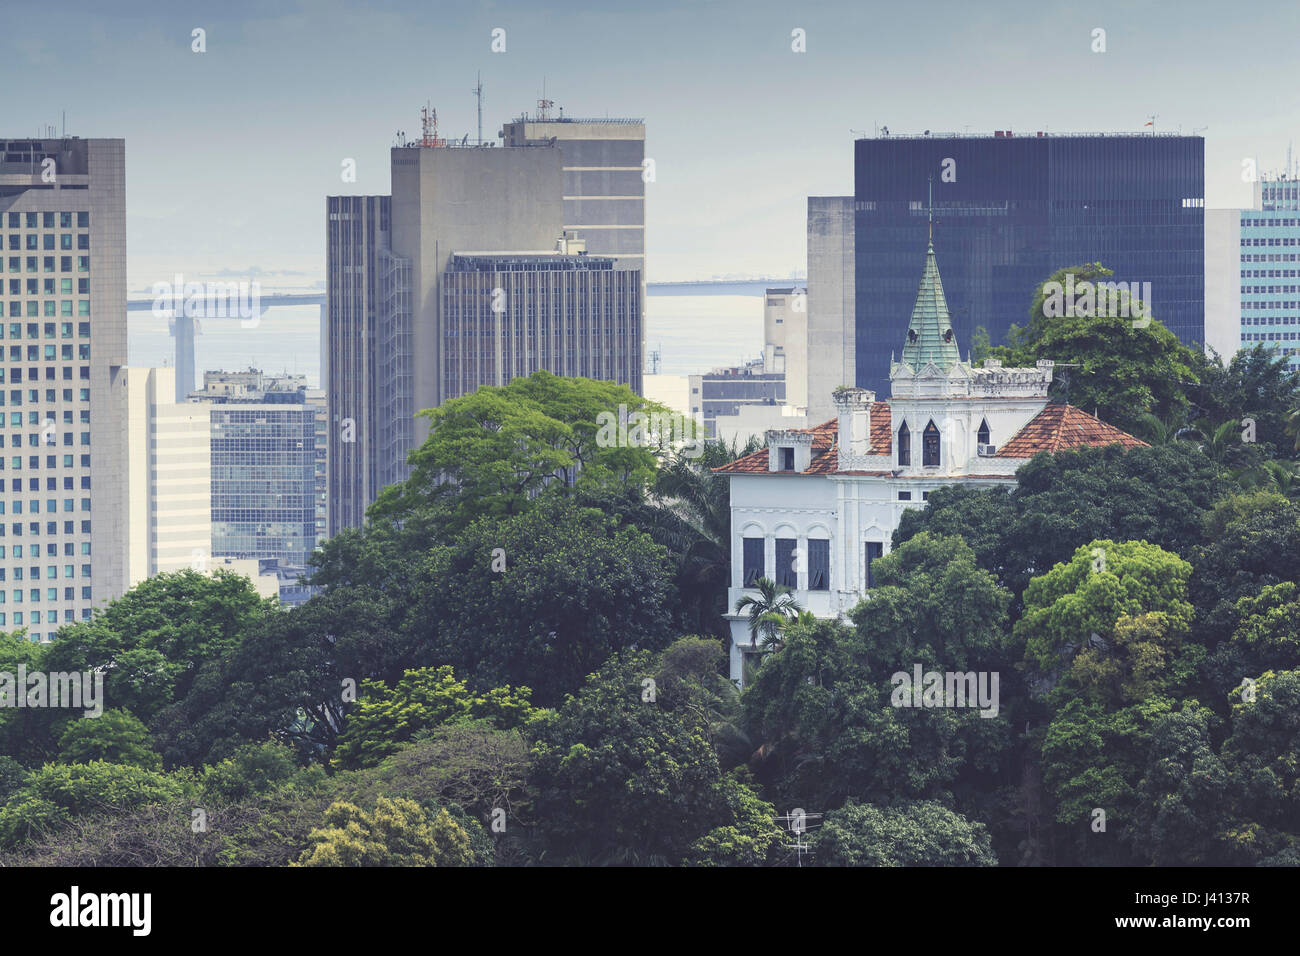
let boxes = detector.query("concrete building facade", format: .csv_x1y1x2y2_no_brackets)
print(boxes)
441,249,641,396
124,366,211,584
0,137,128,640
806,197,856,425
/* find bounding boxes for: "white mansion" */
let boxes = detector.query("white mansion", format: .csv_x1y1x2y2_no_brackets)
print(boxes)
715,242,1145,683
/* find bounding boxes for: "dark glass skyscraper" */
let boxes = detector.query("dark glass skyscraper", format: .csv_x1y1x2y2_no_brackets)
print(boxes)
854,133,1205,395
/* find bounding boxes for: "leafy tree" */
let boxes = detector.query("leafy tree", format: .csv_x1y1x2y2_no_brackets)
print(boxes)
1017,540,1195,702
1189,499,1300,654
1131,701,1232,866
896,444,1229,614
685,777,789,867
1190,344,1300,458
57,710,160,770
813,800,997,867
991,263,1199,432
369,371,668,532
200,741,324,804
527,642,737,865
0,761,187,849
1041,695,1180,864
294,797,473,867
744,613,1011,814
1217,669,1300,864
333,666,533,770
0,632,61,763
850,532,1012,673
37,570,274,731
410,499,677,705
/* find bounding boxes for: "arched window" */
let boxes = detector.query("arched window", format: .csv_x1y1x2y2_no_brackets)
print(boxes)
923,420,940,466
977,418,990,446
897,421,910,466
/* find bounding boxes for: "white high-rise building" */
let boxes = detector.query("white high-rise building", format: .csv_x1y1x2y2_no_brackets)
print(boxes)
0,137,128,640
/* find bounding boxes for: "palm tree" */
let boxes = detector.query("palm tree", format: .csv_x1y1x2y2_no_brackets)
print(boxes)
1285,407,1300,455
1133,410,1197,446
644,437,761,638
734,576,802,650
1185,418,1242,465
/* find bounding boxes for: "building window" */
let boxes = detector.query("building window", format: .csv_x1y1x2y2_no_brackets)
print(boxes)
977,418,990,446
865,541,884,588
775,537,798,588
923,420,940,466
779,447,794,471
897,421,910,465
742,537,764,587
808,539,829,590
898,491,911,501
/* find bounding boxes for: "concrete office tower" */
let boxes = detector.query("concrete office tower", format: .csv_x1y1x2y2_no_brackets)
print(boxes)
325,195,390,536
124,366,212,583
171,313,197,402
441,249,641,396
0,137,128,640
501,114,646,391
1204,208,1241,361
500,115,646,269
762,287,808,413
190,370,325,604
391,142,565,420
854,132,1205,395
806,197,856,425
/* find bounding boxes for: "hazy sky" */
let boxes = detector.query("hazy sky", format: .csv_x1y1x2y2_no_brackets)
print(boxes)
5,0,1298,287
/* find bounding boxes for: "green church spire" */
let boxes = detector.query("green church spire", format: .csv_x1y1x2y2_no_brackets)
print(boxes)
900,237,962,372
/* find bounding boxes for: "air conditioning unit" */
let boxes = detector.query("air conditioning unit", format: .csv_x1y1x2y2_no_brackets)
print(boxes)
977,443,997,457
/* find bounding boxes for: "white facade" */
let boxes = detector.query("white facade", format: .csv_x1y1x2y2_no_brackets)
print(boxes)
720,361,1056,683
125,367,279,599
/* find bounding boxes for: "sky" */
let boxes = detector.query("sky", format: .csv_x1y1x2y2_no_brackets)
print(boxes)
4,0,1299,289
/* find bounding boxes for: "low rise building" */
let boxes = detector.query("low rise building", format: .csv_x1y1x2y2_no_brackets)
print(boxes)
714,243,1146,683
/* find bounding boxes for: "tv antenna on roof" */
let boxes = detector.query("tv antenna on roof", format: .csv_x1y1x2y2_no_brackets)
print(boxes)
472,72,484,145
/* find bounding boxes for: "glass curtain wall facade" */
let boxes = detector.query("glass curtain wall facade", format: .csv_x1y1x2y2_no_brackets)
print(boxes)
854,133,1205,394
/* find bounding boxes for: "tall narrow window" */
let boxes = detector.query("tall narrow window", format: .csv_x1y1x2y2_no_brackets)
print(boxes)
808,539,830,591
865,542,884,589
742,537,764,587
897,421,910,466
923,420,940,466
775,538,798,588
780,447,794,471
977,418,990,446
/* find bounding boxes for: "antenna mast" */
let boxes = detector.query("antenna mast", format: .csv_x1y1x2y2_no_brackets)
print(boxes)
472,72,483,145
419,102,444,148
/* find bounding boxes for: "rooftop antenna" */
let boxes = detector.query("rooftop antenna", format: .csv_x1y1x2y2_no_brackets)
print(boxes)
928,175,934,242
419,102,444,148
472,72,483,145
1147,113,1157,135
538,76,554,122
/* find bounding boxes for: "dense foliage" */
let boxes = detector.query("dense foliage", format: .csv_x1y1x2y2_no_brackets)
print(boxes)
0,348,1297,866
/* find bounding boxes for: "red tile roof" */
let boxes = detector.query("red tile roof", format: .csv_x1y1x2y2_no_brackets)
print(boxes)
712,401,1144,475
995,403,1148,458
